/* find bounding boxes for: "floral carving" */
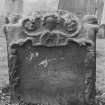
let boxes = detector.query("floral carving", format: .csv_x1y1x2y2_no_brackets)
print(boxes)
22,18,37,32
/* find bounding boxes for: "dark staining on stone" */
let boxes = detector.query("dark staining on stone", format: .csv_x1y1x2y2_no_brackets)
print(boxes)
34,17,41,27
40,32,59,46
62,13,81,37
83,48,96,104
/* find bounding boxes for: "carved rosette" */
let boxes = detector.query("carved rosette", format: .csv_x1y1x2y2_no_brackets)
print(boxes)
21,11,82,47
4,10,97,105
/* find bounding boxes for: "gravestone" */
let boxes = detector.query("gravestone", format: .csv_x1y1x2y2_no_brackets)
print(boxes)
58,0,96,16
4,10,97,105
5,0,23,16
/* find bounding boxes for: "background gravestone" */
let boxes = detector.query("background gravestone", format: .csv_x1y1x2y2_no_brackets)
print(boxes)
4,10,97,105
58,0,96,16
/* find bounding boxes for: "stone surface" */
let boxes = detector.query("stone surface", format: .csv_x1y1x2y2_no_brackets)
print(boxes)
0,17,8,88
4,10,97,105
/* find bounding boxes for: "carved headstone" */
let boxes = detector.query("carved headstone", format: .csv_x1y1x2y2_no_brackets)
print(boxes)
4,10,97,105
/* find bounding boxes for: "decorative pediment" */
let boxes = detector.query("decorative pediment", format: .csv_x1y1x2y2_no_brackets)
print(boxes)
5,10,98,48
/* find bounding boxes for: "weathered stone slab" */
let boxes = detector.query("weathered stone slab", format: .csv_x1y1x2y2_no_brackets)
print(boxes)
4,11,97,105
